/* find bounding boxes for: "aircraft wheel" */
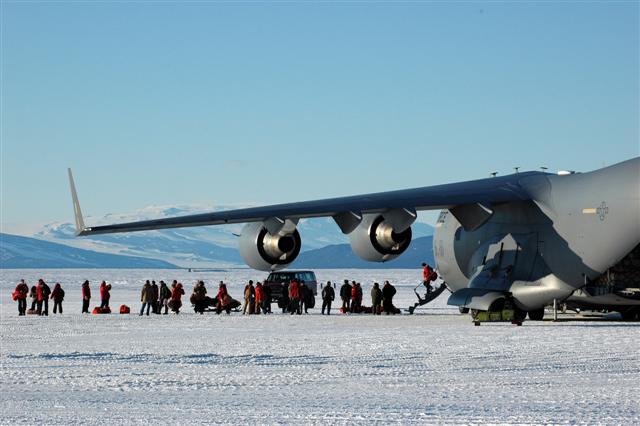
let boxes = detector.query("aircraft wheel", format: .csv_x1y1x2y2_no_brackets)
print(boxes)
459,307,469,314
528,308,545,321
620,308,638,321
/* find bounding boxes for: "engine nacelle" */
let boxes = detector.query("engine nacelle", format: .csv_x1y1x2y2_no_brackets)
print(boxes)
238,221,302,271
349,214,412,262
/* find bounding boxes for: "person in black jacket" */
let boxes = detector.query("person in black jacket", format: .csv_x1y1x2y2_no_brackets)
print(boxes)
81,280,91,313
339,280,352,313
382,280,397,314
51,283,65,314
321,281,335,315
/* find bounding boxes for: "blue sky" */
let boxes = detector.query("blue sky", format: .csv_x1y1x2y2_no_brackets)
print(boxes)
1,2,638,226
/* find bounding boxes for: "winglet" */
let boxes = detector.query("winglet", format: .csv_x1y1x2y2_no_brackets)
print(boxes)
68,168,87,236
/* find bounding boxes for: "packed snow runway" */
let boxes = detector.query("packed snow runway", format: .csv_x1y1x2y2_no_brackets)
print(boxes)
1,270,639,425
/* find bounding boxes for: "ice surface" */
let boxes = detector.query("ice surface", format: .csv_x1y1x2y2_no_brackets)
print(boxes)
1,269,639,425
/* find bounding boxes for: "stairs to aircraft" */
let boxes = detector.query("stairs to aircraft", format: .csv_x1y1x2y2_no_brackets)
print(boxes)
407,283,448,314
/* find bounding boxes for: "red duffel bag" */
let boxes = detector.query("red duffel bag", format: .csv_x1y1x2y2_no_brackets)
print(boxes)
92,306,111,314
119,305,130,314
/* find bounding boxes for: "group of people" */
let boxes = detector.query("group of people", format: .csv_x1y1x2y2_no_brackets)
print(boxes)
189,280,241,315
319,280,398,315
13,263,437,317
81,280,112,313
12,279,66,316
140,280,185,315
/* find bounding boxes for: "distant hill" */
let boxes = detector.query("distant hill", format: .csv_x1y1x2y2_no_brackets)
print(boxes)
294,236,434,269
0,233,178,269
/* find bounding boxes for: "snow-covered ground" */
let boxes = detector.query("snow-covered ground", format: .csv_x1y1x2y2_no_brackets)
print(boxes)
1,269,639,425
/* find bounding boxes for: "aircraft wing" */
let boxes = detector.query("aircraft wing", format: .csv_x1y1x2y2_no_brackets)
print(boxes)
68,168,542,236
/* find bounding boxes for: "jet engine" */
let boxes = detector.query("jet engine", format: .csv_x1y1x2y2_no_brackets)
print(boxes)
238,221,302,271
349,213,412,262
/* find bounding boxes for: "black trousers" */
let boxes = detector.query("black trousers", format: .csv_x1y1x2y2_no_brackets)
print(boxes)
31,300,37,311
53,301,63,314
18,299,27,315
322,299,332,314
341,297,350,311
42,299,49,316
100,299,109,309
82,299,90,313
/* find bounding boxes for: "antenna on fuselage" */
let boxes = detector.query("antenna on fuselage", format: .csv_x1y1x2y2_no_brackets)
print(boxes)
513,167,520,174
490,172,498,178
540,166,548,172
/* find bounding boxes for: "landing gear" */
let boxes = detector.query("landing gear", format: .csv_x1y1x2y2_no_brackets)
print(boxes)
620,308,639,321
459,306,469,314
528,308,545,321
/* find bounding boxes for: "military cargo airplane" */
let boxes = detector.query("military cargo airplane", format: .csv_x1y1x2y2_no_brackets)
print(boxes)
68,157,640,320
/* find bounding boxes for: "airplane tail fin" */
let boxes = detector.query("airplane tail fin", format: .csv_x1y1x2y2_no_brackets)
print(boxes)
68,168,87,236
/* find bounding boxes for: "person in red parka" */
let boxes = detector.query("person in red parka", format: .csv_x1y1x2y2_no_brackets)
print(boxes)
170,282,185,314
81,280,91,314
36,279,51,316
288,280,300,315
99,281,111,309
254,282,264,315
215,282,229,314
13,279,29,316
51,283,65,314
350,282,362,313
422,263,437,294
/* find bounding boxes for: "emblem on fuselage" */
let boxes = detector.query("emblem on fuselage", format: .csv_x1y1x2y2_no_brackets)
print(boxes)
596,201,609,221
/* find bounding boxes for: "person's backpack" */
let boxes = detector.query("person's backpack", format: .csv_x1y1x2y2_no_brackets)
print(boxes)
60,289,65,300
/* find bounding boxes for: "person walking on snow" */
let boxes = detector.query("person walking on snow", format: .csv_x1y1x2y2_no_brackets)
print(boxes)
371,282,383,315
99,281,111,309
37,279,51,316
255,282,265,314
140,281,154,316
151,280,159,314
81,280,91,314
13,279,29,316
321,281,335,315
243,281,255,315
51,283,65,314
159,281,171,315
170,282,185,314
340,280,352,313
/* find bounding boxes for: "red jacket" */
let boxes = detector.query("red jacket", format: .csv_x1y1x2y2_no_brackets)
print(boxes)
288,281,299,299
14,283,29,300
100,282,110,300
423,266,432,281
255,285,264,303
36,285,45,301
171,285,184,301
216,286,228,300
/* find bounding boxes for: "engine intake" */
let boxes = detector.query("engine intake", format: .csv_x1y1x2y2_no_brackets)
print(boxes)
239,221,302,271
349,214,412,262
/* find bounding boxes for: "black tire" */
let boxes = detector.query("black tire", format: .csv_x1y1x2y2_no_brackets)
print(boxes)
620,308,638,321
307,295,316,309
528,308,545,321
459,307,469,314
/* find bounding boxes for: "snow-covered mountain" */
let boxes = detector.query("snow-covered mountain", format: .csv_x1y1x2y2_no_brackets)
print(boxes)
0,233,177,269
21,204,434,268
